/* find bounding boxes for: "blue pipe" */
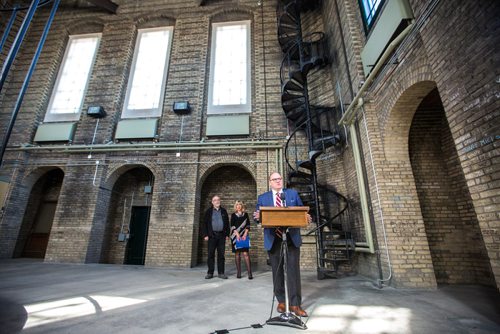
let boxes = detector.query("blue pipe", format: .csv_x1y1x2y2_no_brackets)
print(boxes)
0,0,41,94
0,0,60,166
0,5,19,55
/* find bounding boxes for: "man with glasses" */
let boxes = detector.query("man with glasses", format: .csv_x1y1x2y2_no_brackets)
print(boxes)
253,172,309,317
202,195,230,279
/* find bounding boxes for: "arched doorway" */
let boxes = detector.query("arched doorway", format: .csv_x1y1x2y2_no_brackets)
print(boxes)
197,165,257,266
14,168,64,259
100,166,154,265
409,88,494,286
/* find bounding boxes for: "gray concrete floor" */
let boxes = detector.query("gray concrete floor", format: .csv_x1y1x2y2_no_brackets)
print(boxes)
0,259,499,334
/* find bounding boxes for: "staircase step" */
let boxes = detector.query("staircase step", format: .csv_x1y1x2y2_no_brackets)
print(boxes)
290,70,305,84
319,257,350,263
309,150,322,161
280,9,299,25
322,242,353,248
282,79,304,92
281,91,305,102
282,100,305,114
278,35,297,50
298,159,314,169
320,226,345,233
284,109,306,122
322,242,355,249
288,110,308,125
288,170,312,179
288,181,314,188
278,23,298,34
312,134,341,150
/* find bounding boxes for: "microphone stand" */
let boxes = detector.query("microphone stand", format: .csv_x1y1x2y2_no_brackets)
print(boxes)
266,226,307,330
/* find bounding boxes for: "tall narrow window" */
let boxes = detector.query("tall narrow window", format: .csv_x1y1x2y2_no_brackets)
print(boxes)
208,20,251,114
359,0,385,32
45,34,100,122
122,26,173,118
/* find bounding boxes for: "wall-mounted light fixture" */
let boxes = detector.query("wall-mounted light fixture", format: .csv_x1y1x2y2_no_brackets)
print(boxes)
173,101,191,114
87,105,106,118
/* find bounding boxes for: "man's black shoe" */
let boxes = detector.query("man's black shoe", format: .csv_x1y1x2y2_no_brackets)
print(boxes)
218,274,228,279
205,274,213,279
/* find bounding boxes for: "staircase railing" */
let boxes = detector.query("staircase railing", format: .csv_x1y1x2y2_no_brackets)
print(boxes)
277,0,354,278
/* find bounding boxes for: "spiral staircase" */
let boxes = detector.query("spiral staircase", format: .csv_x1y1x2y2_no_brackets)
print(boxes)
277,0,355,279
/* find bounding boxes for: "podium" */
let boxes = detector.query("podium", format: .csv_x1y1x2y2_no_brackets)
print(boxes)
259,206,309,228
260,206,309,330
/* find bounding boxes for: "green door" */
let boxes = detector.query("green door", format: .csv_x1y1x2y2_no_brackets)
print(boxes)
125,206,150,265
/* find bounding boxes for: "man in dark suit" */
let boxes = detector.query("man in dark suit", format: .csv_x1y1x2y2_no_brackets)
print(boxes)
254,172,309,317
202,195,230,279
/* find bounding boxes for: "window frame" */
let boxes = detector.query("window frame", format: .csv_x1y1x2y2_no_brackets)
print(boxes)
44,33,101,122
359,0,386,33
121,26,174,119
207,20,252,115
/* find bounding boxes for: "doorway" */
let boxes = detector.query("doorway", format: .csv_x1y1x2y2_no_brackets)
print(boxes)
197,165,257,266
124,206,151,265
15,168,64,259
22,201,57,258
100,166,154,265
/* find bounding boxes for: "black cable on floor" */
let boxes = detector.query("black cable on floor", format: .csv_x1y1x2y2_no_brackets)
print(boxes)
210,322,265,334
210,241,287,334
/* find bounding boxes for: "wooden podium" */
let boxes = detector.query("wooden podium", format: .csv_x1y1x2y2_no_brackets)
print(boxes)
259,206,309,228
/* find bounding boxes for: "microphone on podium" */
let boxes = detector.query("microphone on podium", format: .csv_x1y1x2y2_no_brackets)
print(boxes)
280,191,287,207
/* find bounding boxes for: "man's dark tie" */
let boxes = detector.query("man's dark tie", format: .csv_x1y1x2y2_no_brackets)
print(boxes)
275,193,283,238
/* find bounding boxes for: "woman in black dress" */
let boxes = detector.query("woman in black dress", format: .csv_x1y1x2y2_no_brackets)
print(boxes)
230,201,253,279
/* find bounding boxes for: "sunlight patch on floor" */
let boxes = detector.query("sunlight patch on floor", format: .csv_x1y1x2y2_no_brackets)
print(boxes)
307,304,412,333
24,295,147,329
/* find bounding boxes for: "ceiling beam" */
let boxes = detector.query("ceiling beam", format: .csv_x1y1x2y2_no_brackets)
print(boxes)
86,0,118,14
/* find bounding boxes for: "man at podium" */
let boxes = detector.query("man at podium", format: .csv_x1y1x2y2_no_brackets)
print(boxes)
254,172,308,317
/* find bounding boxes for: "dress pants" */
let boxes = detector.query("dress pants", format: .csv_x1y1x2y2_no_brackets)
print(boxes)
268,237,302,306
207,232,226,274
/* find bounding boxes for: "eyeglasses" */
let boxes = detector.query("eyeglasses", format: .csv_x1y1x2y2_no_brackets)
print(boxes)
270,177,282,182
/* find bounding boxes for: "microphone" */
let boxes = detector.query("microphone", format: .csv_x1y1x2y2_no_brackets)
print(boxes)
280,191,287,207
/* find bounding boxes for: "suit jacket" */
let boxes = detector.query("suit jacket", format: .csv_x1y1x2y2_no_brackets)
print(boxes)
256,188,304,251
202,206,230,238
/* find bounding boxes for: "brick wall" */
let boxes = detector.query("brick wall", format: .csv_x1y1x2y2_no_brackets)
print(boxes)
318,0,499,288
417,0,500,289
409,90,494,285
0,0,287,269
0,0,498,290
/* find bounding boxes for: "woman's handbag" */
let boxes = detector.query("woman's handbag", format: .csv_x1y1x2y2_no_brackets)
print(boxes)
235,236,251,249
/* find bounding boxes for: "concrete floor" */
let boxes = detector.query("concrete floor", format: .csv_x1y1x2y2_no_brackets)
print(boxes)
0,259,499,334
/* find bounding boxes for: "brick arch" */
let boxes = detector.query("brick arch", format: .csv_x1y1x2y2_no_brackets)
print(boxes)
384,80,437,161
196,163,258,266
208,6,254,21
198,162,256,187
133,14,176,27
103,162,157,190
65,20,105,35
378,61,435,130
22,166,65,191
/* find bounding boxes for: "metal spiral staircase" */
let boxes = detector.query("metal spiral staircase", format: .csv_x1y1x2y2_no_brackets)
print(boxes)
277,0,355,279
